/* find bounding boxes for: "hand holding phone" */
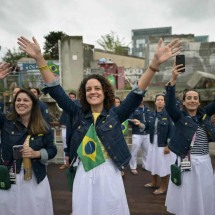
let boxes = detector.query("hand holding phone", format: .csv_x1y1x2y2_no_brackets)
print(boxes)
13,145,23,159
176,55,185,73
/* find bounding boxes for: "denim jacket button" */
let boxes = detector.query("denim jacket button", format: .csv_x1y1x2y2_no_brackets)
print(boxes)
11,131,14,135
109,125,112,128
185,122,187,125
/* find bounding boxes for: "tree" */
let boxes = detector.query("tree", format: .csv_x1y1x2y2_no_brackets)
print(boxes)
2,48,27,72
97,31,129,55
44,31,68,60
2,48,27,65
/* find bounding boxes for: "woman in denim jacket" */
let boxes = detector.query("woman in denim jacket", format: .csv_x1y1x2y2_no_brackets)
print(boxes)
144,94,175,195
0,77,57,215
165,62,215,215
16,36,181,215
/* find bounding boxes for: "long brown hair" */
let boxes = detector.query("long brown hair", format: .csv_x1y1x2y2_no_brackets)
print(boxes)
78,74,115,112
7,89,49,135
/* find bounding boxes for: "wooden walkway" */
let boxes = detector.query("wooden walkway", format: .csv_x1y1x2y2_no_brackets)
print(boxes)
47,164,173,215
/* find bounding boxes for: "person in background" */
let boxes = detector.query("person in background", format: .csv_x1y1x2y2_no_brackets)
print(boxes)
0,63,57,215
29,87,50,124
17,36,181,215
12,87,21,98
114,96,129,177
165,62,215,215
211,114,215,125
129,97,152,174
59,91,77,170
0,101,4,113
144,94,175,195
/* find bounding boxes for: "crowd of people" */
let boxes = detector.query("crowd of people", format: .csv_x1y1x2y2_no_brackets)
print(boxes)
0,35,214,215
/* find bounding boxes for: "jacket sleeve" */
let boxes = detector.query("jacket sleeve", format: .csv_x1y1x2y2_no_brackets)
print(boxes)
167,113,175,143
40,129,57,162
204,99,215,116
165,85,181,123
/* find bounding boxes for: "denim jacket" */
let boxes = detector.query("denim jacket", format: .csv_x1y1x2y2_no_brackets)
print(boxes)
0,114,57,184
129,106,152,135
165,85,215,157
43,84,145,170
149,108,174,147
38,101,50,124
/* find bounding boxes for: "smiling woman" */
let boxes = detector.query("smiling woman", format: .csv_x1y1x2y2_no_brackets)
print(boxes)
14,35,182,215
0,78,57,215
165,61,215,215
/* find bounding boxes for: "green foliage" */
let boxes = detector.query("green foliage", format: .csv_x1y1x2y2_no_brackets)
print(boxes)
2,48,27,64
44,31,68,60
97,31,129,55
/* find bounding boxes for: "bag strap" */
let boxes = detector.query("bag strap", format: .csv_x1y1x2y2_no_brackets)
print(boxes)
0,139,4,164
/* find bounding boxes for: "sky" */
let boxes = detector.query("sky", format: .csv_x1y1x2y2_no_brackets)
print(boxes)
0,0,214,60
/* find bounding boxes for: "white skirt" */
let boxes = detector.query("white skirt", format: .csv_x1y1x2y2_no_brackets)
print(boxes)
0,168,53,215
73,159,130,215
165,154,215,215
145,135,176,177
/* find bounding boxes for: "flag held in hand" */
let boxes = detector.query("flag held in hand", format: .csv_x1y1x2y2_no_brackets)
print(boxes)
77,124,105,172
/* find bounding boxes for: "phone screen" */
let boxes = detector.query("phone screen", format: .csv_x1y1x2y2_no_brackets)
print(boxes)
176,55,185,73
13,145,23,159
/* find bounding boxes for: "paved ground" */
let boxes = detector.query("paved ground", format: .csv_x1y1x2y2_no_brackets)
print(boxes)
48,164,173,215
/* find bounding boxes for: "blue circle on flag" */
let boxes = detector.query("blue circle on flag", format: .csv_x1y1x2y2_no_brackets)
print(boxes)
85,141,95,154
121,124,125,131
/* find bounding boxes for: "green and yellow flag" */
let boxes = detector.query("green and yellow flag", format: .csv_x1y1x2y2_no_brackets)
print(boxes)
47,61,59,75
121,120,128,135
107,74,115,86
77,124,105,172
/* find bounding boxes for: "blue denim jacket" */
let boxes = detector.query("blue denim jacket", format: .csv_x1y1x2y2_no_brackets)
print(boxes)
149,108,174,147
38,101,50,124
43,84,145,170
129,106,152,135
165,85,215,157
0,114,57,184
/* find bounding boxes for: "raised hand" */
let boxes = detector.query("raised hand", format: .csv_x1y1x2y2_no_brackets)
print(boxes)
171,61,185,80
152,38,182,68
17,36,42,60
0,62,12,79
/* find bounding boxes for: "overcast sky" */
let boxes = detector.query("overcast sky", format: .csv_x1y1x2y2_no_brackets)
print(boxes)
0,0,214,60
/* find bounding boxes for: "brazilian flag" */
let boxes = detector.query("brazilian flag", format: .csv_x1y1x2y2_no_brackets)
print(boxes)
107,75,115,86
77,124,105,172
47,61,59,75
121,120,128,135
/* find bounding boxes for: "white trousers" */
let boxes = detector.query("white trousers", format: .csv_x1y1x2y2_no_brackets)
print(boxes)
129,134,150,169
61,126,67,164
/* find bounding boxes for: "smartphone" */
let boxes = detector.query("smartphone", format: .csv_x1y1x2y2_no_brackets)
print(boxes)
13,145,23,159
176,55,185,73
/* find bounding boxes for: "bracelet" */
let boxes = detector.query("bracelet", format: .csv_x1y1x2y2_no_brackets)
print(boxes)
149,65,159,72
38,65,49,72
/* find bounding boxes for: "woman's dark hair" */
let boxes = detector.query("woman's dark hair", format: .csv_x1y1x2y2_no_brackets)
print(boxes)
29,87,41,95
78,74,115,112
114,96,121,103
182,89,201,102
154,93,165,102
7,89,49,135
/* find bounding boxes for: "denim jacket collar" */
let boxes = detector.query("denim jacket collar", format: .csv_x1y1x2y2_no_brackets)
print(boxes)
84,108,109,119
